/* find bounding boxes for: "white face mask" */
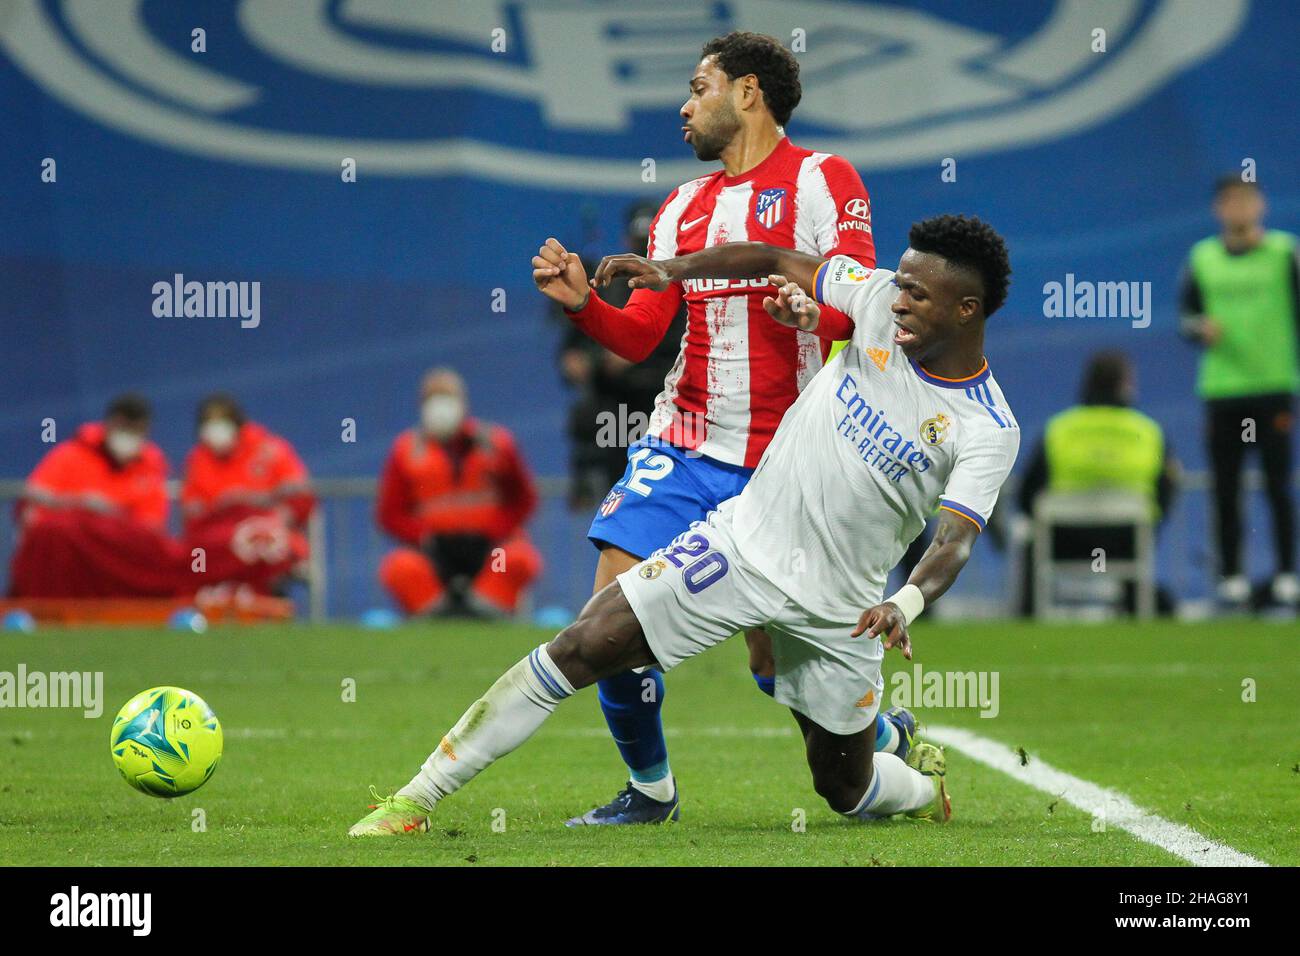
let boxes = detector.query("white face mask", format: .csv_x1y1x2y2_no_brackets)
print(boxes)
200,418,239,454
105,429,144,463
421,395,465,439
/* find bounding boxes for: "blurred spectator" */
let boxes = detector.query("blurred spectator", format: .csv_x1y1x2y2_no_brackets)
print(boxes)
1017,352,1179,615
1179,177,1299,609
377,368,542,617
553,200,687,509
180,393,315,595
10,393,180,597
20,393,167,528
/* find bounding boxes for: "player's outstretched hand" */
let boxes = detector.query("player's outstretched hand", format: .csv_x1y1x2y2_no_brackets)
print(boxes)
591,253,673,292
852,602,912,660
532,237,590,310
762,274,820,332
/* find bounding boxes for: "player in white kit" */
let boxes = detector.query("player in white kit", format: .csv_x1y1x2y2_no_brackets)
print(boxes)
350,215,1016,834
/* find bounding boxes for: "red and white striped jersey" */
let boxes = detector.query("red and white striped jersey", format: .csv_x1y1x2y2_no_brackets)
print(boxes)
647,138,875,467
565,137,875,468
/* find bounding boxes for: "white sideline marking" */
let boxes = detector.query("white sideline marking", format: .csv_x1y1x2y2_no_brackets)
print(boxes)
927,725,1268,867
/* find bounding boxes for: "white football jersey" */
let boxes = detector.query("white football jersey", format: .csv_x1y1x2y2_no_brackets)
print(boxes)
728,256,1020,621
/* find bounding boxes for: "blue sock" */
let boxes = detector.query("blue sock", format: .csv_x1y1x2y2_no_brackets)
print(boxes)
597,668,669,783
753,673,776,697
875,712,898,753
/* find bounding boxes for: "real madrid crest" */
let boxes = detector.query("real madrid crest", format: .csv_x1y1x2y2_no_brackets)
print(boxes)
638,559,667,580
920,413,952,446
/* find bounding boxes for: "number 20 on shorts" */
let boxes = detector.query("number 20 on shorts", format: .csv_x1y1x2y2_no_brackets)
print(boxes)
661,531,730,594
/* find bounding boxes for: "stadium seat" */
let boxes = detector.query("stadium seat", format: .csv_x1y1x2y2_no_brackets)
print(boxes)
1031,490,1156,619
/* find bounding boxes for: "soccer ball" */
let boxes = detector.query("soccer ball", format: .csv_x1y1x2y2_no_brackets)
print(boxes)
110,686,223,797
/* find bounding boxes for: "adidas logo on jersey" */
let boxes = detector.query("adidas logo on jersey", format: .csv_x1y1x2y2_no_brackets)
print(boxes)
865,347,889,372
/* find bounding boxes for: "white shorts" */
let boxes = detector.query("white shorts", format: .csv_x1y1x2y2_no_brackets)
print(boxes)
616,503,884,735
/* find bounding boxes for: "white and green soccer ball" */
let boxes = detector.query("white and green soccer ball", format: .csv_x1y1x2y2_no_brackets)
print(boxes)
110,686,223,798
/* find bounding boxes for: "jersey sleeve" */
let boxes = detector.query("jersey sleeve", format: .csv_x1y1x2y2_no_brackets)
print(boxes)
939,427,1021,531
563,285,684,363
816,155,876,266
562,183,694,362
646,186,681,261
811,257,896,347
804,156,875,342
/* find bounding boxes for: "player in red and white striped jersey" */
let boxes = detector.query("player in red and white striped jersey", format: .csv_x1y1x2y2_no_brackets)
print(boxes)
560,112,875,469
530,32,907,828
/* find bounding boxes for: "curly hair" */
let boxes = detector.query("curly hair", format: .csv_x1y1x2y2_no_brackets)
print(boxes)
908,215,1012,317
701,32,802,126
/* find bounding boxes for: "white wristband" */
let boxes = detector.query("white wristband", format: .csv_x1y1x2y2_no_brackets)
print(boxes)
885,584,925,626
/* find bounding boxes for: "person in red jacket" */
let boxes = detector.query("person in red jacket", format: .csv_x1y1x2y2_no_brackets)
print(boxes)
180,394,316,595
377,369,542,617
10,393,181,597
21,393,168,529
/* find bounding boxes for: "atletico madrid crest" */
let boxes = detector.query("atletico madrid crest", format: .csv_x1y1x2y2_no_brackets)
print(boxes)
599,489,625,517
754,187,787,229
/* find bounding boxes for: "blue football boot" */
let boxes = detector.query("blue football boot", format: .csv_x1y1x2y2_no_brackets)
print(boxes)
565,780,680,826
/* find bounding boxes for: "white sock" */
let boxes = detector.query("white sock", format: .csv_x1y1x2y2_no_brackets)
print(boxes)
398,644,574,810
875,714,899,754
629,772,675,802
846,752,935,819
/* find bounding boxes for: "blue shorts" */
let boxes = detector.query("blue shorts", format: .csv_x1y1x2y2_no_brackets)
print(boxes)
588,438,755,559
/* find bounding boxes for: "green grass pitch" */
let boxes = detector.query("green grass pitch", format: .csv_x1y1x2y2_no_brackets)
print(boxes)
1,619,1296,866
